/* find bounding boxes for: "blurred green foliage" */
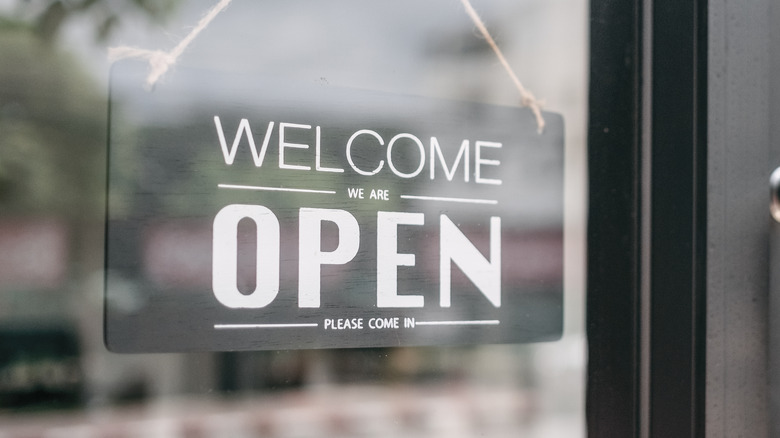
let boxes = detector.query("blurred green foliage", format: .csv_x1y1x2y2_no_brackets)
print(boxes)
16,0,180,43
0,1,180,217
0,20,105,217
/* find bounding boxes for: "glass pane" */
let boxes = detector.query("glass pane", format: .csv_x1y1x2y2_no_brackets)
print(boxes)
0,0,587,436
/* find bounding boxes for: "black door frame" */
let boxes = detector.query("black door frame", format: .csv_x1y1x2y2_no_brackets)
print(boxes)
587,0,707,436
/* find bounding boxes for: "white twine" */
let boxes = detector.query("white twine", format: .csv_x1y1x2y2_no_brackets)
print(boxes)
109,0,545,133
460,0,545,133
108,0,233,88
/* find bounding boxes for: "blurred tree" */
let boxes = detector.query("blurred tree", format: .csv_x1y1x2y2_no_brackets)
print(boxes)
12,0,180,43
0,1,181,215
0,4,184,380
0,18,105,217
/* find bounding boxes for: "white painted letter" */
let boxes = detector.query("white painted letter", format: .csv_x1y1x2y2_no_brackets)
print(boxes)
279,122,312,170
315,126,344,173
475,141,502,185
214,116,275,166
387,133,425,178
298,208,360,308
377,211,424,308
213,204,280,308
346,129,385,176
440,215,501,307
430,137,469,182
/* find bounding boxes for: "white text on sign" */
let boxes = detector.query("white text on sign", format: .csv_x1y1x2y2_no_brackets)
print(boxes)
323,317,406,330
211,205,501,309
214,116,503,185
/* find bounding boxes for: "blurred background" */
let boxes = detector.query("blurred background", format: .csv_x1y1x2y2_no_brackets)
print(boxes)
0,0,587,436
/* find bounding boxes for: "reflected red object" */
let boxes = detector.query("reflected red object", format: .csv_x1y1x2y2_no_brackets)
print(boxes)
0,219,67,289
143,220,212,288
422,229,563,286
143,221,314,290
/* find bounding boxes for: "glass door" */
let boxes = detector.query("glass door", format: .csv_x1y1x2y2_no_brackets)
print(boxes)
0,1,587,437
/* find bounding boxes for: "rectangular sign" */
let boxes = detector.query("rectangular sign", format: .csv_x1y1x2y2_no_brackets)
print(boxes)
105,61,564,352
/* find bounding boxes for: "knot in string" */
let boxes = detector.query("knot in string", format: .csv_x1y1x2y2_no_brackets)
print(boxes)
459,0,546,133
108,0,233,89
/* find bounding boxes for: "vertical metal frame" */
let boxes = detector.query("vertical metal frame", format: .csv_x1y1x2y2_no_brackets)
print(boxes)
587,0,707,436
587,0,643,435
648,0,707,435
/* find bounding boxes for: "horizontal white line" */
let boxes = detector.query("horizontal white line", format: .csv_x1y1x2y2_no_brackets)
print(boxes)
219,184,336,194
414,320,500,326
401,195,498,205
214,323,319,329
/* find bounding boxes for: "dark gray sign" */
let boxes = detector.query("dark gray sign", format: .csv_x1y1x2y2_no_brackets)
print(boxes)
105,61,564,352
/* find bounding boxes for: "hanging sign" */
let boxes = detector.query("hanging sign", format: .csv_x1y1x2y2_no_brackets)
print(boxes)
105,61,564,352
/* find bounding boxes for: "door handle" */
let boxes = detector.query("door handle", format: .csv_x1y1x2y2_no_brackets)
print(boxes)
771,167,780,222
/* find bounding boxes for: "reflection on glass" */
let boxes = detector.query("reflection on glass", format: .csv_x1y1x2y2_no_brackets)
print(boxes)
0,1,586,436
